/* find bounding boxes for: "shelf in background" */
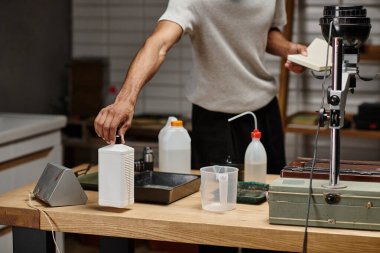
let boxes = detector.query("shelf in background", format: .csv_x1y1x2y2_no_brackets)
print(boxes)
361,44,380,61
285,111,380,139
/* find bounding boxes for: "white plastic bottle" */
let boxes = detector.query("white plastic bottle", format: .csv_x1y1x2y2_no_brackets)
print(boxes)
160,120,191,174
158,116,177,168
98,135,135,208
244,129,267,183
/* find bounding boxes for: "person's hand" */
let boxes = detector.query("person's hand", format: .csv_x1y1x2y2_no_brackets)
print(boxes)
285,43,308,73
94,100,134,144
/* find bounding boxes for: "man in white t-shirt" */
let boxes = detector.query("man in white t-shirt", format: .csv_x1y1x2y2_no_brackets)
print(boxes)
95,0,306,179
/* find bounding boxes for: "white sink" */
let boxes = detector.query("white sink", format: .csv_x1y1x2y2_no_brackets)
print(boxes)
0,113,67,145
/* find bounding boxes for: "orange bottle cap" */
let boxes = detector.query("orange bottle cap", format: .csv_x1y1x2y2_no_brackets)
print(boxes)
251,129,261,139
171,120,183,127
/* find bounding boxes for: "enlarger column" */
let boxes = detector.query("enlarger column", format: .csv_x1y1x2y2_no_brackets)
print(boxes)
329,37,343,187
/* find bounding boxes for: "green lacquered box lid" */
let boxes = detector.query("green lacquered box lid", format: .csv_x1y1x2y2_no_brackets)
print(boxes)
270,177,380,204
268,177,380,231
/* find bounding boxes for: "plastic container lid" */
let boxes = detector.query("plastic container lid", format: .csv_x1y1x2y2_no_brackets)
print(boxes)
171,120,183,127
251,129,261,139
115,135,122,144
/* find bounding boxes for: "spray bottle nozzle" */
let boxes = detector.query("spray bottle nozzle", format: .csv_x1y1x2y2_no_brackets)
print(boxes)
228,111,261,139
228,111,258,130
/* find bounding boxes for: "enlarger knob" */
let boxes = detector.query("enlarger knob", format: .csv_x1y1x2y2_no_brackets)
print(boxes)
330,95,340,106
324,193,341,204
318,108,327,127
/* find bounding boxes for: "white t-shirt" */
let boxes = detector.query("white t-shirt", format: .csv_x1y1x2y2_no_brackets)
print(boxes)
159,0,287,113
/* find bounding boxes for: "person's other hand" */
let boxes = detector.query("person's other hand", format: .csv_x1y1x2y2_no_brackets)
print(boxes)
94,101,134,144
285,43,308,74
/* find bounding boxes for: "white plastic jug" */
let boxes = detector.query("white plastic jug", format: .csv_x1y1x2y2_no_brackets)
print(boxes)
158,116,177,168
98,135,135,208
159,120,191,174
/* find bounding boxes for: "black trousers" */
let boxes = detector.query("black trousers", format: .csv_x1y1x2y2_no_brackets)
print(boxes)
191,98,286,174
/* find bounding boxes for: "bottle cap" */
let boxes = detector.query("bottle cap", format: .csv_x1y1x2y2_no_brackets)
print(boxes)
251,129,261,139
115,135,122,144
171,120,183,127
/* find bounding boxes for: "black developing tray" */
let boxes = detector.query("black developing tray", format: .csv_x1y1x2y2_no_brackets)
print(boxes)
78,171,200,204
135,171,200,204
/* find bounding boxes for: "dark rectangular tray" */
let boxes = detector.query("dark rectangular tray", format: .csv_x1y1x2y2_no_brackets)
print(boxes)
78,171,200,204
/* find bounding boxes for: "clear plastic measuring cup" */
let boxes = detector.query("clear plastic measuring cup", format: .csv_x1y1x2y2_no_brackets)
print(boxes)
200,166,238,212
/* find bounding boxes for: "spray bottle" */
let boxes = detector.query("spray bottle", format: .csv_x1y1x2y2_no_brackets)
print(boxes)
228,112,267,183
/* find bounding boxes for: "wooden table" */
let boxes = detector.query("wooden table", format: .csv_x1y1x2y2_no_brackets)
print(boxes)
1,165,380,253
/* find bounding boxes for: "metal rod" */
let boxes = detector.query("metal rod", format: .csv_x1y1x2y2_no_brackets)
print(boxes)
333,37,343,91
329,37,343,187
330,128,340,186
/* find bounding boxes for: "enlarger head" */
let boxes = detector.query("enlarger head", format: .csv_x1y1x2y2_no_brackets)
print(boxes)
319,5,371,50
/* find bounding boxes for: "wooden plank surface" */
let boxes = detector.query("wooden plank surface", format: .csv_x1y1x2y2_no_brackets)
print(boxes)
0,185,39,228
0,167,380,252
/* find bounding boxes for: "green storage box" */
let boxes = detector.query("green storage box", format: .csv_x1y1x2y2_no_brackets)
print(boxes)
268,177,380,231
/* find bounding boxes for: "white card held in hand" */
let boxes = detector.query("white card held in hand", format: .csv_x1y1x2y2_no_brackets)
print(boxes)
288,38,332,72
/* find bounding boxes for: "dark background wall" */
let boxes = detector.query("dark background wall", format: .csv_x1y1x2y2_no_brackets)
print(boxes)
0,0,71,114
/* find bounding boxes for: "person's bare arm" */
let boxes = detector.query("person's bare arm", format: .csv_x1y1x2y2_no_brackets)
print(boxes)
94,20,183,144
266,28,307,73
